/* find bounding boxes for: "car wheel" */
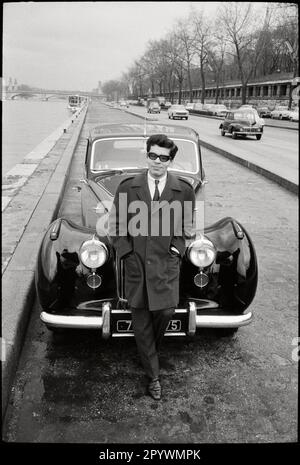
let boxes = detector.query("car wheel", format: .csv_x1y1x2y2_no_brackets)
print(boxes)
256,134,262,140
232,131,237,139
168,115,170,119
221,129,225,136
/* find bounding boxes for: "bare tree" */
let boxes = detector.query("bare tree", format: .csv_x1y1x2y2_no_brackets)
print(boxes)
207,28,227,104
174,18,196,102
216,2,267,104
191,8,212,104
269,2,298,107
163,32,186,104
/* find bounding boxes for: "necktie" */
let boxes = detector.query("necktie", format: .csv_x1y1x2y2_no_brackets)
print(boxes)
153,179,160,201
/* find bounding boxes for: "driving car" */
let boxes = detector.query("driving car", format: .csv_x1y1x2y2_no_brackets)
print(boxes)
270,106,291,120
147,102,161,114
36,122,258,339
219,109,264,140
164,101,172,109
168,105,189,120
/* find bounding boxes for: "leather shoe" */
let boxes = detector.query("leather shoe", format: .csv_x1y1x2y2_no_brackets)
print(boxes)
147,378,161,400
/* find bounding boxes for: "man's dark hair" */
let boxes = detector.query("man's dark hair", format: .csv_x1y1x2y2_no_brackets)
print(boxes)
146,134,178,159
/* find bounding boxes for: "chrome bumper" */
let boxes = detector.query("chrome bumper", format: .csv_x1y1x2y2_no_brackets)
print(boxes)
40,301,253,338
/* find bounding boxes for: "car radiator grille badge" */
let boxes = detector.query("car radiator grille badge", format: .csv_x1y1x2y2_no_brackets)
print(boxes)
87,273,102,289
194,271,209,288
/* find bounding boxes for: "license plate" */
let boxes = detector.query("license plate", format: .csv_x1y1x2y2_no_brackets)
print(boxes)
166,319,181,332
117,320,133,332
116,319,181,333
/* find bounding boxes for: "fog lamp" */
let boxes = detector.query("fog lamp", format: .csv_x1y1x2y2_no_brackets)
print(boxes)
194,271,209,288
87,273,102,289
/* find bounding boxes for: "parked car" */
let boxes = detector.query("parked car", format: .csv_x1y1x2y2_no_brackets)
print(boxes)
168,104,189,120
202,104,215,113
270,106,291,120
219,109,264,140
36,122,258,338
211,104,228,117
164,101,172,109
120,101,129,109
185,102,195,111
194,103,204,111
147,102,161,114
256,106,272,118
289,108,299,122
239,105,254,109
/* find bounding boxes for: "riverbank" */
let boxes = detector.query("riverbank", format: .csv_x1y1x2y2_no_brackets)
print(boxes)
2,104,88,419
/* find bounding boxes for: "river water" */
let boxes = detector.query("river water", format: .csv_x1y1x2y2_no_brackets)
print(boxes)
2,99,70,176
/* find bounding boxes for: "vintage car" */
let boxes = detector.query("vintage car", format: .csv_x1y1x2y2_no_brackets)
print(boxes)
185,102,195,111
147,102,161,114
168,105,189,120
256,106,272,118
270,106,291,120
36,122,258,339
219,109,264,140
211,104,228,117
289,108,299,122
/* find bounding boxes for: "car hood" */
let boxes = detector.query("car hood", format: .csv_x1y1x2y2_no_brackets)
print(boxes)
233,119,260,126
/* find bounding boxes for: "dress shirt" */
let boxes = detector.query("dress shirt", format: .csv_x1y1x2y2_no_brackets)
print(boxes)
147,171,167,200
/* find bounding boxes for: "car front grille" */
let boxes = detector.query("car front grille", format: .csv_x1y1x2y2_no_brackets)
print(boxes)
243,127,259,132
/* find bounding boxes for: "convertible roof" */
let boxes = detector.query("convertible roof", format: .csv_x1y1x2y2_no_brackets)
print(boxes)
89,123,199,141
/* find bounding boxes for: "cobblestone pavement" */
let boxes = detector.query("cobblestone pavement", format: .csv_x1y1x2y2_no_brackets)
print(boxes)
3,102,298,444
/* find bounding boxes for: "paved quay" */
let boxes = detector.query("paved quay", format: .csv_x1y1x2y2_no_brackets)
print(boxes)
2,105,88,417
1,99,297,421
3,102,297,444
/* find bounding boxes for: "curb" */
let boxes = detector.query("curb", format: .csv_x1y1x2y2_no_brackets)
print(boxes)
198,139,298,195
2,105,88,420
124,108,298,195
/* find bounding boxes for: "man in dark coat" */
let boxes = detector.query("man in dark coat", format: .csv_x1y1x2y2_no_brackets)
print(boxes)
109,134,195,400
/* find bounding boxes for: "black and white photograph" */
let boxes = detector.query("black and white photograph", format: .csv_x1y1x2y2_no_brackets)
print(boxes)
2,1,298,459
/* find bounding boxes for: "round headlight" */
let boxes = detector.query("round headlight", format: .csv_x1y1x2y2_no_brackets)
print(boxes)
79,237,108,269
187,236,216,268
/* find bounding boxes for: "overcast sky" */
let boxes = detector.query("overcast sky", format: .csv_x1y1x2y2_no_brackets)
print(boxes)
3,1,220,91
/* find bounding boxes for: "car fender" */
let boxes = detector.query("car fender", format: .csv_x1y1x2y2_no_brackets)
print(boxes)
35,218,116,312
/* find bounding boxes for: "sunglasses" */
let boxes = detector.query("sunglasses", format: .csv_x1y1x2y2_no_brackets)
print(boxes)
147,152,171,163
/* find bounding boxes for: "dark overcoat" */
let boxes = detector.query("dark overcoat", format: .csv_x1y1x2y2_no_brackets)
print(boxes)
109,171,195,311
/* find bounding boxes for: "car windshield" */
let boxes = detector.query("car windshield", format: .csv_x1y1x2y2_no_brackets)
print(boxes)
172,105,185,109
91,137,198,173
233,111,258,122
